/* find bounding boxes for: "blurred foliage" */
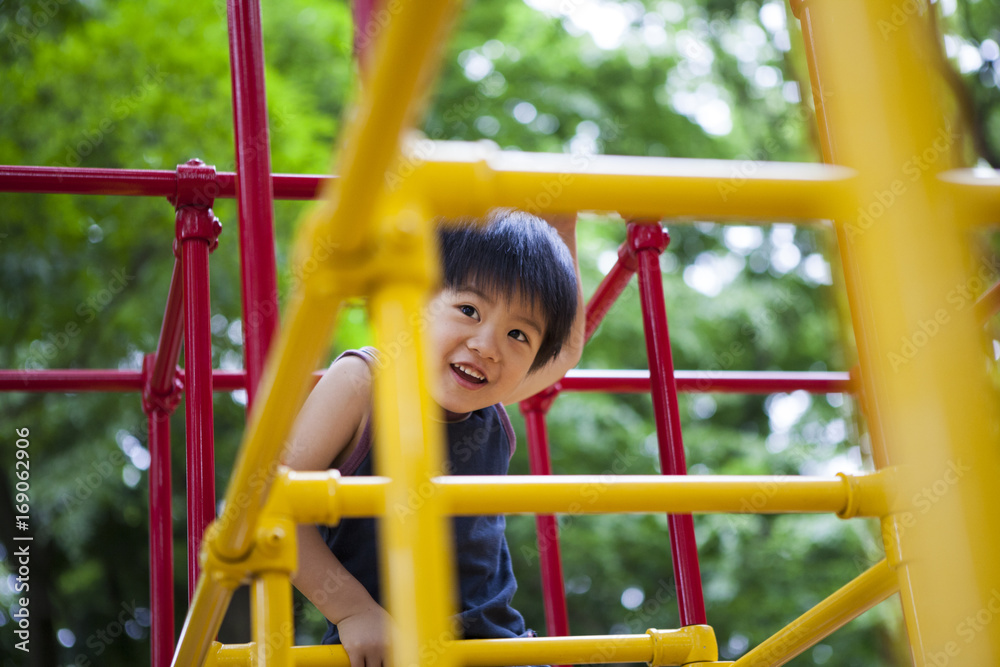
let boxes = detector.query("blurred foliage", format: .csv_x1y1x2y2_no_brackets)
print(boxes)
0,0,997,665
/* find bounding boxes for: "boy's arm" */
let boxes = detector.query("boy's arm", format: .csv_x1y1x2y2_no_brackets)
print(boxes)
284,357,392,667
505,213,585,405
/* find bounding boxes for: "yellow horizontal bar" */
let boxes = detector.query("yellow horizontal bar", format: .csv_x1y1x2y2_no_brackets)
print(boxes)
732,560,898,667
410,141,857,221
937,168,1000,227
211,627,715,667
279,470,887,520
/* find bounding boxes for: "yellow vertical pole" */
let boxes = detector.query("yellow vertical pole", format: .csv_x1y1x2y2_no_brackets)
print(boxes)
794,0,1000,664
369,207,457,667
254,572,294,666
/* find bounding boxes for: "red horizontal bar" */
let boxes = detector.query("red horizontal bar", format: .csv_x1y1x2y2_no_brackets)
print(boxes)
0,369,851,394
559,369,853,394
0,369,322,392
0,165,331,201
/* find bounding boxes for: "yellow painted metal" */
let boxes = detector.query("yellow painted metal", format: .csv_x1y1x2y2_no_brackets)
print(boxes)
410,143,856,222
794,0,1000,663
369,206,457,667
273,470,888,520
209,626,716,667
938,169,1000,226
254,572,294,667
733,560,898,667
171,577,237,667
293,0,460,259
213,290,343,562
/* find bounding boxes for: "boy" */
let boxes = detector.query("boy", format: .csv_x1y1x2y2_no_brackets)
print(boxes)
285,209,584,667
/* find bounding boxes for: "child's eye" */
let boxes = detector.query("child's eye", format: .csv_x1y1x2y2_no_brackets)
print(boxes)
509,329,528,343
459,305,479,319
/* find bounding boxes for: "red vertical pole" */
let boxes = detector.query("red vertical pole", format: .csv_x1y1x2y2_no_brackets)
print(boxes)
147,405,174,667
519,242,641,641
227,0,279,411
628,221,707,627
521,394,570,642
173,160,223,600
143,355,181,667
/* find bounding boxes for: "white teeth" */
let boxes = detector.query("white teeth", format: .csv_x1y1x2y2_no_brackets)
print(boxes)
454,364,485,381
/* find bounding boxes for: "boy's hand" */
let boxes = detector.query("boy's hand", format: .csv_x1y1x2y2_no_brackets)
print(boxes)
338,601,393,667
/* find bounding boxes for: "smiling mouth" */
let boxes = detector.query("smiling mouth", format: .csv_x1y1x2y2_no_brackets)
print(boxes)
451,363,487,384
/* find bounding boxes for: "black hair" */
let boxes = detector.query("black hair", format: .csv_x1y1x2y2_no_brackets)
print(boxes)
437,209,578,373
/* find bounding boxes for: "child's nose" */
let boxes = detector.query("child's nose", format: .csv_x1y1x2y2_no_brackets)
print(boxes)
468,328,501,361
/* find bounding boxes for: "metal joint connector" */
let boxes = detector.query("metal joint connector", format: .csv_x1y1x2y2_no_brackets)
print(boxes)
626,220,670,256
836,471,890,519
646,626,718,666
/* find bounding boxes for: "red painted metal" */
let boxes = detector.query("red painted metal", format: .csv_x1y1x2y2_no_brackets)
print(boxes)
560,369,853,394
629,221,707,627
521,391,571,645
0,368,852,395
142,355,176,667
227,0,280,411
149,262,186,395
0,165,330,200
0,370,145,392
0,369,328,392
352,0,380,74
174,160,223,600
141,257,187,667
585,241,639,340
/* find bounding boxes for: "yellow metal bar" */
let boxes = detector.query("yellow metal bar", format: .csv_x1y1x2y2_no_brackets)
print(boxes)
795,0,1000,663
732,560,898,667
171,577,236,667
276,470,887,519
253,572,294,666
296,0,460,257
173,290,342,666
938,168,1000,226
213,290,343,560
211,626,717,667
410,143,856,221
369,205,457,667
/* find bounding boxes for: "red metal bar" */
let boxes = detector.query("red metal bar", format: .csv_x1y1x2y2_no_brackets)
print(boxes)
174,161,223,600
560,369,853,394
585,242,639,341
630,221,707,626
0,369,298,392
142,258,186,667
149,261,185,394
0,368,853,395
0,165,329,200
143,357,176,667
227,0,280,411
0,370,145,391
521,396,571,644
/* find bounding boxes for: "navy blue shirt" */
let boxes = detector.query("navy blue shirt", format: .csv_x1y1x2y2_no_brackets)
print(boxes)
319,348,530,644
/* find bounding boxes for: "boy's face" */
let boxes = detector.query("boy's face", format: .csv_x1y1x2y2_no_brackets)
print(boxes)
427,286,545,414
